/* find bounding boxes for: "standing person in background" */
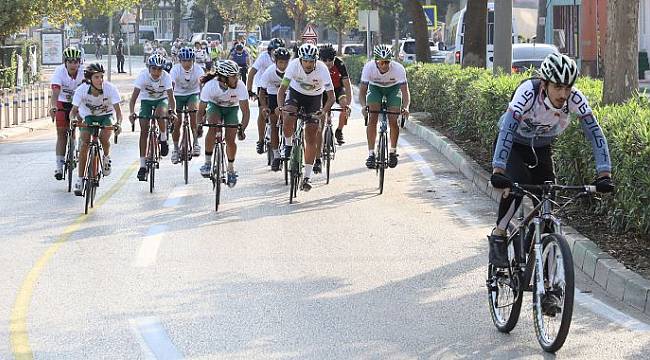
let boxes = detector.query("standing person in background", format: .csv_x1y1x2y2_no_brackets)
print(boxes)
144,40,153,63
209,40,221,64
95,36,102,60
194,41,207,71
116,39,126,73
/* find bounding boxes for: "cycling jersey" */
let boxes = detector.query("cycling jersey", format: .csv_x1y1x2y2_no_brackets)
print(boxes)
329,57,349,90
360,60,407,87
259,64,284,95
134,69,173,101
251,51,274,88
170,63,204,96
51,64,84,103
231,50,249,68
283,58,333,96
200,79,248,107
72,82,121,119
493,80,611,173
195,48,208,66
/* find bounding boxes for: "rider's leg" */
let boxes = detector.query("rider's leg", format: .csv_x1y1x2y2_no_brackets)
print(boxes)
77,131,91,178
303,123,320,179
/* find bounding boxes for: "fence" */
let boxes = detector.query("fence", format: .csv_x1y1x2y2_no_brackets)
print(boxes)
0,83,51,129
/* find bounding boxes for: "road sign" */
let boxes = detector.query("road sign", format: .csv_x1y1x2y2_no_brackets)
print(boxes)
423,5,438,30
301,24,318,44
358,10,379,32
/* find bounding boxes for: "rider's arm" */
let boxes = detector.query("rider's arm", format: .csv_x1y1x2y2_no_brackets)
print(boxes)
166,89,176,114
246,68,258,93
129,88,140,116
577,110,612,177
197,101,207,124
358,83,368,108
400,83,411,112
277,79,290,109
69,105,81,122
492,110,519,174
323,90,335,113
343,78,353,105
239,100,250,130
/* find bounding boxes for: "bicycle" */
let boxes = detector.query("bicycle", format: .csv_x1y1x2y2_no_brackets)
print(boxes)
287,111,320,204
74,121,119,214
57,108,78,193
264,113,273,167
202,123,242,212
278,117,289,185
486,181,598,352
136,113,169,193
364,101,405,195
177,109,197,184
322,107,348,184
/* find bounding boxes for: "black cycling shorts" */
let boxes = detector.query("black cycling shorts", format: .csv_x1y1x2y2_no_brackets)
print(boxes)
285,87,322,123
322,87,345,106
268,94,278,112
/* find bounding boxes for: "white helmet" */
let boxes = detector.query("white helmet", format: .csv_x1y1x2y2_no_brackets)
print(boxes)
298,43,319,61
373,44,393,60
540,53,578,86
216,60,240,77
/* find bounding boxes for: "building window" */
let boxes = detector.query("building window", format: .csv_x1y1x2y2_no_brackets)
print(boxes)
553,5,580,58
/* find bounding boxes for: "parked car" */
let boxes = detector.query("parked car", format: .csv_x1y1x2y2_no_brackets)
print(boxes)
399,39,448,64
190,32,223,45
341,44,364,56
511,43,559,73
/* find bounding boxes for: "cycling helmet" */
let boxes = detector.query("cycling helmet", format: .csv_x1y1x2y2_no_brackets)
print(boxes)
147,53,166,68
164,59,173,73
373,44,393,60
268,38,286,51
63,46,82,61
235,43,244,51
274,47,291,61
84,62,104,79
216,60,240,77
319,44,336,61
178,47,195,61
540,53,578,86
298,43,319,61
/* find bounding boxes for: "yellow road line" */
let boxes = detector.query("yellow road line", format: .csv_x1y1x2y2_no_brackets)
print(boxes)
9,161,138,359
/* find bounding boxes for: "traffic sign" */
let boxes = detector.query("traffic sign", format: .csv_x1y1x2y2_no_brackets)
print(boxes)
358,10,379,32
423,5,438,30
302,24,318,41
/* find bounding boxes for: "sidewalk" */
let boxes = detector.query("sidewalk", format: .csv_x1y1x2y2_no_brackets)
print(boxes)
0,70,136,142
404,112,650,315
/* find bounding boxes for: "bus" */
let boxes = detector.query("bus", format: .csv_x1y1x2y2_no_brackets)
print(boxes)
445,2,517,67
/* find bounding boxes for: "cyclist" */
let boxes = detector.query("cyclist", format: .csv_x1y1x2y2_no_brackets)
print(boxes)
358,44,410,169
319,44,352,146
488,53,614,268
258,47,291,172
169,47,204,164
50,46,85,181
247,38,285,155
128,54,177,181
69,63,123,196
198,60,250,188
276,43,335,192
229,43,250,84
194,40,208,70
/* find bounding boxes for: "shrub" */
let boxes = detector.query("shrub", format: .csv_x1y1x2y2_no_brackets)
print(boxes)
344,55,366,85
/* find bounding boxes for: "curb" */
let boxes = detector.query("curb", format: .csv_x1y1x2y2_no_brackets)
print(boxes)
404,112,650,314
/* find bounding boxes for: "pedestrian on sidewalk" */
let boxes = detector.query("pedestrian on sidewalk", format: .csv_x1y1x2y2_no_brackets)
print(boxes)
116,39,126,73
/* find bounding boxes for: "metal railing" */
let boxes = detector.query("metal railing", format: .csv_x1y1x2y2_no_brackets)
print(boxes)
0,83,50,129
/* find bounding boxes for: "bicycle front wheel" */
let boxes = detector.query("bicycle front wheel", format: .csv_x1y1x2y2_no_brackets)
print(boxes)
487,237,523,333
532,233,575,353
66,133,75,192
324,126,333,184
213,144,223,212
182,123,190,184
378,132,387,194
148,132,157,193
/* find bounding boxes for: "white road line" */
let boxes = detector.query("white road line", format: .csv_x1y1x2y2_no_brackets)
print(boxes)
163,186,190,208
133,225,167,268
575,292,650,332
129,317,184,359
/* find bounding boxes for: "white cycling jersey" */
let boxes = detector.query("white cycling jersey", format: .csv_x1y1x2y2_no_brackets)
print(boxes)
283,59,333,96
170,63,204,96
72,82,120,118
251,51,274,89
200,79,248,107
360,60,407,88
134,69,173,101
51,64,84,103
259,64,285,96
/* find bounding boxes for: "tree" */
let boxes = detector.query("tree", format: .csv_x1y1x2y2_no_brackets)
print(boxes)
406,0,430,63
0,0,80,40
462,0,487,68
314,0,358,53
214,0,238,44
283,0,315,41
173,0,182,41
238,0,272,33
603,0,640,104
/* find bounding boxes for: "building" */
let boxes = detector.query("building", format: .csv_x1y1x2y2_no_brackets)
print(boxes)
141,1,193,40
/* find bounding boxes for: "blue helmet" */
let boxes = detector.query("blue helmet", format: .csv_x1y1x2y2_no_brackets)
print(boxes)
147,54,166,68
178,47,195,61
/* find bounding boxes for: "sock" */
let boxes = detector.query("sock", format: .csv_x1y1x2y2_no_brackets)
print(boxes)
227,160,234,172
204,154,212,165
140,157,146,167
160,132,167,142
304,164,313,178
273,149,280,157
174,142,179,151
368,150,375,156
284,136,293,145
390,148,397,154
56,155,64,164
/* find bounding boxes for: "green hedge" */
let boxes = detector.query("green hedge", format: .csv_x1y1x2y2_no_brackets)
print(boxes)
406,63,650,234
344,55,366,85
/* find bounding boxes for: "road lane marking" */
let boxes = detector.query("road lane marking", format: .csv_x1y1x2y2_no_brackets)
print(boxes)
575,292,650,332
133,225,168,268
9,161,138,360
163,186,189,208
129,317,183,360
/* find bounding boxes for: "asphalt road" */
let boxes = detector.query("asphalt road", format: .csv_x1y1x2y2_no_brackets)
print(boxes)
2,97,650,359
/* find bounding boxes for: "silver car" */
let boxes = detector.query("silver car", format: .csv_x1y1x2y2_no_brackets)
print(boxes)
511,43,559,73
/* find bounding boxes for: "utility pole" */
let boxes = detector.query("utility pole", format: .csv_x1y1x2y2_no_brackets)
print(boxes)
394,5,401,56
203,1,209,36
108,13,113,81
493,0,512,74
536,0,547,43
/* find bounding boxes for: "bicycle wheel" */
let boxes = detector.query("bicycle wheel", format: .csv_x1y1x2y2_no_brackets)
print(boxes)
148,132,157,193
213,143,222,212
378,132,387,194
84,147,95,214
65,132,75,192
487,237,523,333
289,144,300,204
324,126,333,184
182,125,190,185
532,233,575,353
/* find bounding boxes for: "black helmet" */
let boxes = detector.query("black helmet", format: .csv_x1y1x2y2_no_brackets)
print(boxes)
164,59,173,73
319,44,336,61
235,43,244,51
268,38,285,52
84,62,105,79
274,47,291,61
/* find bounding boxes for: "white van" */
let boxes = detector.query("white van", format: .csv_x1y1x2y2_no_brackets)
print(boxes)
138,25,156,45
445,2,517,67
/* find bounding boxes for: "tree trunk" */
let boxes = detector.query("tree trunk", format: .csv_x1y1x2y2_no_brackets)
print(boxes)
406,0,430,63
536,0,546,43
462,0,487,68
173,0,182,41
603,0,639,104
135,4,142,41
337,28,343,54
